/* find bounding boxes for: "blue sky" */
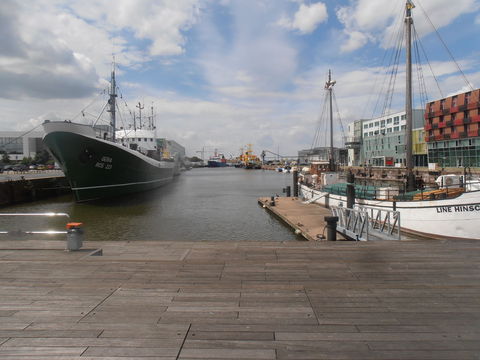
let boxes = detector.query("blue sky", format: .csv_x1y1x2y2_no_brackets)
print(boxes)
1,0,479,158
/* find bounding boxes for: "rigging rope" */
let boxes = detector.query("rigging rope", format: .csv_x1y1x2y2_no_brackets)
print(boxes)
412,26,429,111
415,0,473,91
92,102,109,127
70,89,106,122
412,24,443,99
333,92,346,145
310,91,329,150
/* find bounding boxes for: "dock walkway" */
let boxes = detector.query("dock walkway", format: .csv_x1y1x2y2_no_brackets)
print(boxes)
1,239,480,359
258,197,345,241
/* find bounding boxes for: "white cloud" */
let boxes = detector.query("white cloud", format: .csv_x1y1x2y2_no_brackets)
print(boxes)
336,0,479,52
340,30,369,53
68,0,202,57
197,0,298,94
279,2,328,34
0,1,101,100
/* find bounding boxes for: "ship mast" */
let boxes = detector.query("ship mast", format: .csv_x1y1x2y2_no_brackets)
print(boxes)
108,62,117,141
325,70,336,171
405,0,415,191
136,102,144,129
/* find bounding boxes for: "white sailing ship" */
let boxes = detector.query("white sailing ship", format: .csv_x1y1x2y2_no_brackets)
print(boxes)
300,1,480,240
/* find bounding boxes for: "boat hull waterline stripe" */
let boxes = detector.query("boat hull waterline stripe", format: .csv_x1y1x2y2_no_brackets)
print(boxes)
72,178,171,191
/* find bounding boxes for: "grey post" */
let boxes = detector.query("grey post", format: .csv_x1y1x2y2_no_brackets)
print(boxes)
66,224,84,251
293,170,299,197
324,216,339,241
346,170,355,209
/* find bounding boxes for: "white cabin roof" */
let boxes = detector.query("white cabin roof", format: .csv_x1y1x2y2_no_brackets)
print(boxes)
116,129,155,139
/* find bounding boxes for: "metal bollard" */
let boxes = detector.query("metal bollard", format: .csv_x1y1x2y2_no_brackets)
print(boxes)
270,196,275,206
66,222,84,251
346,171,355,209
286,186,291,197
324,216,339,241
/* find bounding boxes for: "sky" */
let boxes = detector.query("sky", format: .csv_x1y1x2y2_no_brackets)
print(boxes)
1,0,480,159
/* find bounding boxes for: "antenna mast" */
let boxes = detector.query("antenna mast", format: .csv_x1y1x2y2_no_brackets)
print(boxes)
136,102,144,129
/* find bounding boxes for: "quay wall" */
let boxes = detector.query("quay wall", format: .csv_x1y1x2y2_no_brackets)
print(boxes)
0,176,71,206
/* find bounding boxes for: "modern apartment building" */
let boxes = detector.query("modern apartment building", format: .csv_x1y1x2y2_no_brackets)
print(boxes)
425,88,480,167
345,120,364,166
360,110,425,166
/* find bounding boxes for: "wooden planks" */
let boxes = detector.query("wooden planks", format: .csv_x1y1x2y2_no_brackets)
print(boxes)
258,197,345,241
0,239,479,359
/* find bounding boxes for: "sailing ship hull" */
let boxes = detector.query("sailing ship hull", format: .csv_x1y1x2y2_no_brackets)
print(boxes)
43,123,175,202
300,184,480,240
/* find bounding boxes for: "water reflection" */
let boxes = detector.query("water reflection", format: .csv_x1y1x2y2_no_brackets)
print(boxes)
1,168,297,242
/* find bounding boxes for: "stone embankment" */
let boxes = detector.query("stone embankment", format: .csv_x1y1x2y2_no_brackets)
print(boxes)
0,173,70,206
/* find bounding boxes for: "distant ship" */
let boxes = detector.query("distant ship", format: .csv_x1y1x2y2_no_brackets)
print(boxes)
207,150,227,167
238,144,261,169
42,65,182,202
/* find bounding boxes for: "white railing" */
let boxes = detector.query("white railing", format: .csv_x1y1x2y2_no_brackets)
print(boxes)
0,212,70,235
331,205,401,241
0,212,84,251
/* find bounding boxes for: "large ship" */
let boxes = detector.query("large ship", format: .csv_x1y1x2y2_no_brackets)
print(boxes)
207,150,227,167
42,66,181,202
300,1,480,240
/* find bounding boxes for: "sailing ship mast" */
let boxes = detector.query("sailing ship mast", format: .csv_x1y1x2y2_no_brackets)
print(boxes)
325,69,336,171
405,0,415,191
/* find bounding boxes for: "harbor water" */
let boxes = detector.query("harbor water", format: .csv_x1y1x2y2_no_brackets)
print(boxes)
0,168,298,241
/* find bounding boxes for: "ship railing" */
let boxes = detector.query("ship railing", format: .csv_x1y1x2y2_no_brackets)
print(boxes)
0,212,84,251
302,192,328,204
331,205,401,241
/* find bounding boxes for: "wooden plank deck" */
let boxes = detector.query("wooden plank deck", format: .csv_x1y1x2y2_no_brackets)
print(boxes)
0,239,480,359
258,197,346,241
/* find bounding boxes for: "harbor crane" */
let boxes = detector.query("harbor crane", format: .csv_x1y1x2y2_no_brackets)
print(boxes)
195,146,222,162
261,149,297,163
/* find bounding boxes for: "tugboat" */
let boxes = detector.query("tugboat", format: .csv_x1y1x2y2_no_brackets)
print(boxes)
42,64,181,202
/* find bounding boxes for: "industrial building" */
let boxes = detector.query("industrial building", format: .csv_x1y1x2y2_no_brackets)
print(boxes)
298,147,348,165
0,131,46,161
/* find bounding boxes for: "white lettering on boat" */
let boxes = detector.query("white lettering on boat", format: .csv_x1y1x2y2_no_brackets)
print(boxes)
95,156,113,170
436,205,480,213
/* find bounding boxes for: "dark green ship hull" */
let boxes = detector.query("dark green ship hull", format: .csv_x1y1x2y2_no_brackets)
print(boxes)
43,131,175,202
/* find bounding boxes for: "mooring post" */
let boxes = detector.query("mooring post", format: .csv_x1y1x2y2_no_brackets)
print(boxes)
270,196,275,206
346,170,355,209
66,222,84,251
324,216,338,241
293,170,299,197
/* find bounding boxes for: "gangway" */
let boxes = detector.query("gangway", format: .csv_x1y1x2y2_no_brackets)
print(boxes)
331,205,401,241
